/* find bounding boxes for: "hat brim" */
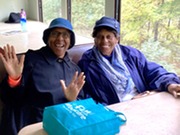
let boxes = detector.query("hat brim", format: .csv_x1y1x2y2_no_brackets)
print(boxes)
94,24,119,34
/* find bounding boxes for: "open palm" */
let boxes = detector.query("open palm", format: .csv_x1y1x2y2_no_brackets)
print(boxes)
0,44,25,79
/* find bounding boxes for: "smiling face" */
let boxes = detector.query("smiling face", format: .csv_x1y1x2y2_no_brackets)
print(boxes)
47,28,71,58
94,28,119,56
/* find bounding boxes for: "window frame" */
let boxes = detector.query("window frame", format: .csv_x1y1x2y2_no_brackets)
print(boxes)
38,0,121,23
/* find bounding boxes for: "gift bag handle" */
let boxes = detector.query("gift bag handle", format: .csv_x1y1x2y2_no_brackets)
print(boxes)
116,112,127,124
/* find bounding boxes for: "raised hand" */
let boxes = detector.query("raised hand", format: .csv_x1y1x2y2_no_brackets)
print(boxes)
60,71,85,101
0,44,25,79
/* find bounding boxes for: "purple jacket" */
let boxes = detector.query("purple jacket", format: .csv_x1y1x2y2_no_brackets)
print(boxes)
78,44,180,105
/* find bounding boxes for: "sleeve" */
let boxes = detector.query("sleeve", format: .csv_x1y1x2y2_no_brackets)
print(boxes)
136,49,180,91
0,51,34,105
8,75,22,88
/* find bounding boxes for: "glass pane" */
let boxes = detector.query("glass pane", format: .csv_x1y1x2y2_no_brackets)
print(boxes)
71,0,106,44
120,0,180,75
42,0,64,24
42,0,115,45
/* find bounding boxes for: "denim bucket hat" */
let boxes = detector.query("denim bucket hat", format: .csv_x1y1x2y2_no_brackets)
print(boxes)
43,18,75,49
94,16,120,34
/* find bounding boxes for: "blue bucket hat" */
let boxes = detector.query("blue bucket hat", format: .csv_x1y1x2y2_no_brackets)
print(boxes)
43,18,75,49
93,16,120,34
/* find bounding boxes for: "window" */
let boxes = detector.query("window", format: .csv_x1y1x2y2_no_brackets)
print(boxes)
40,0,180,74
71,0,106,44
40,0,119,45
120,0,180,74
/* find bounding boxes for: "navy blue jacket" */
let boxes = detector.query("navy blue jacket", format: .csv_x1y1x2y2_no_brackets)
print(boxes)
78,44,180,105
0,46,84,135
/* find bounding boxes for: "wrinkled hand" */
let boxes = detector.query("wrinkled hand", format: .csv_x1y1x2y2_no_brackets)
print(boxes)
60,71,85,101
0,44,25,79
168,84,180,98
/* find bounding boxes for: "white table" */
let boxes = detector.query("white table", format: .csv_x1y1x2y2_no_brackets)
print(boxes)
0,21,93,54
18,92,180,135
0,21,47,54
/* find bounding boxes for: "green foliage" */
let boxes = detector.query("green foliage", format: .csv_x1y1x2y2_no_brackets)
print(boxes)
71,0,105,37
42,0,62,24
137,38,177,73
121,0,179,44
121,0,180,74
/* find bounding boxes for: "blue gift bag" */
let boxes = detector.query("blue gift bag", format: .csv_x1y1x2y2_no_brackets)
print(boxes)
43,98,126,135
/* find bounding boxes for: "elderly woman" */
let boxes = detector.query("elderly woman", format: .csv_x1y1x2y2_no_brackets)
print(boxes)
78,16,180,105
0,18,85,135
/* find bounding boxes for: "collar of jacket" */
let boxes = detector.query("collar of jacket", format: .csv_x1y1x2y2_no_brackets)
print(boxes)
41,46,72,67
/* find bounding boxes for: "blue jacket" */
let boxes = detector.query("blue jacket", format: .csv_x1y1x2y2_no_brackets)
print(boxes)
0,46,84,135
78,44,180,105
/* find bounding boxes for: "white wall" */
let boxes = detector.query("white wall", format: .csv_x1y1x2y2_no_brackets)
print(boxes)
27,0,39,21
0,0,39,22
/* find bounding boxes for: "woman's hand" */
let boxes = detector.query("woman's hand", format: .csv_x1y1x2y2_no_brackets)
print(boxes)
0,44,25,79
60,71,85,101
168,84,180,98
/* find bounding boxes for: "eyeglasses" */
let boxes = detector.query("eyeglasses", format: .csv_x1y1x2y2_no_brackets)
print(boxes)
95,34,116,41
50,31,71,39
